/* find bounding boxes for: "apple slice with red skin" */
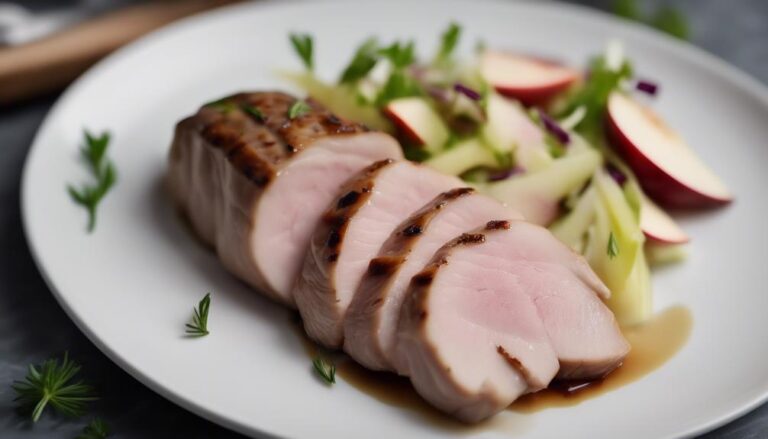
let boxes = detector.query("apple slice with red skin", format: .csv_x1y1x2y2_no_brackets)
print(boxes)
480,50,580,106
383,97,449,154
640,195,689,244
606,92,732,208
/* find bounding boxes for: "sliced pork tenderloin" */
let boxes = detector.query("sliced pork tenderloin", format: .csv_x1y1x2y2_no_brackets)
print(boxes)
294,160,462,347
344,188,524,371
168,92,402,306
396,221,561,422
396,220,630,423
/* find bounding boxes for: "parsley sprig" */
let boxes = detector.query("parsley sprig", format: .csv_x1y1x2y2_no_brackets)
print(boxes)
76,418,110,439
12,352,97,422
185,293,211,337
434,22,461,66
312,357,336,385
289,33,314,71
288,100,311,119
339,38,380,84
67,130,117,233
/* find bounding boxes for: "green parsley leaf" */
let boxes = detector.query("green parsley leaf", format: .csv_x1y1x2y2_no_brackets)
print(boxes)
607,231,620,259
289,33,314,71
244,105,265,122
185,293,211,337
375,70,422,106
12,352,97,422
651,6,689,40
312,357,336,385
204,99,238,114
613,0,640,20
434,22,462,65
68,130,117,233
76,418,110,439
402,145,432,162
378,41,416,70
558,55,632,143
288,100,311,119
339,38,380,84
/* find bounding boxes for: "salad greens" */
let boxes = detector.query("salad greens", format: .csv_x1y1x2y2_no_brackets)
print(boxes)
289,33,314,71
68,130,117,233
613,0,689,40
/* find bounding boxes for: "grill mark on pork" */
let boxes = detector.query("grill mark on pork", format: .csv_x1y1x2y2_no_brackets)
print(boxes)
320,159,396,260
189,92,372,187
497,346,536,386
485,220,511,230
368,256,406,276
455,233,486,245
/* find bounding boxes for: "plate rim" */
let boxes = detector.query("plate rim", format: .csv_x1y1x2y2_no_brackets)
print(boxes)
20,0,768,437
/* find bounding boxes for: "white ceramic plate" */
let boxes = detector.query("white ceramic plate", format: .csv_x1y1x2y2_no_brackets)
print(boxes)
22,0,768,437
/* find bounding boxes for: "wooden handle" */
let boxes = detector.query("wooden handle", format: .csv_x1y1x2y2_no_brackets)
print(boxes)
0,0,242,105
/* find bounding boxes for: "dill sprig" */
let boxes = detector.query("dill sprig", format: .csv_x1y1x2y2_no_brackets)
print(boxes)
185,293,211,337
67,130,117,233
12,352,97,422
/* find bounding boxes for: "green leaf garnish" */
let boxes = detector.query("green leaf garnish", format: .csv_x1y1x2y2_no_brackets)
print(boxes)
434,22,461,65
559,54,632,143
378,41,416,69
607,231,620,259
289,33,314,71
288,100,311,119
244,105,265,121
375,70,422,106
205,99,237,114
76,418,110,439
339,38,380,84
312,357,336,385
12,352,97,422
185,293,211,337
613,0,640,20
68,130,117,233
651,6,689,40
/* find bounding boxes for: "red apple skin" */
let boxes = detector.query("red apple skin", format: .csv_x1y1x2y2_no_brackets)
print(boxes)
644,230,689,245
494,79,576,107
606,113,733,209
382,106,425,146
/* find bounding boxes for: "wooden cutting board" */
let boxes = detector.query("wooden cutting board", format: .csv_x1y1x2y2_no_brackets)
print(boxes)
0,0,243,105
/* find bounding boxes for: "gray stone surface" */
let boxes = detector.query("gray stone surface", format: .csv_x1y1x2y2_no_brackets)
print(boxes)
0,1,765,437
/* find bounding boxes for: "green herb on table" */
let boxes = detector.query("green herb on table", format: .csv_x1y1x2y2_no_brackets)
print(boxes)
185,293,211,337
612,0,689,40
651,6,689,40
434,22,462,66
12,352,97,422
288,100,311,119
67,130,117,233
339,37,380,84
76,418,110,439
289,33,314,71
312,357,336,385
607,231,620,259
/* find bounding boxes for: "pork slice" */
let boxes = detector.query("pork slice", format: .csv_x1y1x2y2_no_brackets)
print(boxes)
293,160,462,347
168,92,402,306
478,221,630,380
395,223,560,423
344,189,524,371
